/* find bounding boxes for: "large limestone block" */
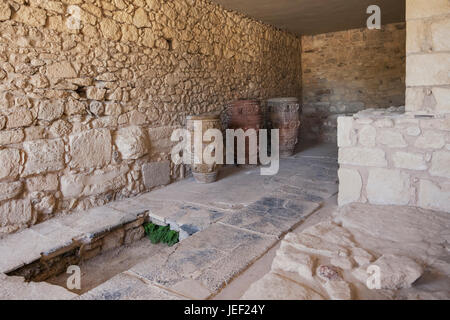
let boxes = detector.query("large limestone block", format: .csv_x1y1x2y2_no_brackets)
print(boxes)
338,147,387,167
338,168,362,206
406,53,450,87
142,161,171,189
0,149,21,180
0,1,11,21
367,168,410,205
46,61,77,82
114,126,149,160
372,254,423,290
0,182,23,202
406,0,450,20
431,17,450,52
14,6,47,27
241,273,324,300
430,151,450,178
433,87,450,113
337,117,355,147
100,18,121,41
358,125,376,147
393,151,427,170
415,131,446,149
418,179,450,213
377,130,407,148
61,165,128,198
69,129,112,169
22,139,65,176
0,200,32,227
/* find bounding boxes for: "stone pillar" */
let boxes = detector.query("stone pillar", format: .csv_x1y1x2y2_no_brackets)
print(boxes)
405,0,450,114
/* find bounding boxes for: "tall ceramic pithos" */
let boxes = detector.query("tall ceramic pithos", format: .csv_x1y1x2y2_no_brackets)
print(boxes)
267,97,301,157
227,100,263,165
186,113,222,183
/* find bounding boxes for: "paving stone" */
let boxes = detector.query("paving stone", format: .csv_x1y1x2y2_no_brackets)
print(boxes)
0,273,77,300
221,196,319,237
77,272,186,300
130,223,276,299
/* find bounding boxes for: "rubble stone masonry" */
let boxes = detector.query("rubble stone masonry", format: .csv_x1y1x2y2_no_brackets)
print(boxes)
0,0,302,235
302,23,406,142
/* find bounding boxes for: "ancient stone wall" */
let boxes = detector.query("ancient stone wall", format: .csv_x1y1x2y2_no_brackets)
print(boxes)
301,23,406,142
338,108,450,213
405,0,450,114
0,0,302,236
337,1,450,213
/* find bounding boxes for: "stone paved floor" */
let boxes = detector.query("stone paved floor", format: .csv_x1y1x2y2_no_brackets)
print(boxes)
0,142,339,300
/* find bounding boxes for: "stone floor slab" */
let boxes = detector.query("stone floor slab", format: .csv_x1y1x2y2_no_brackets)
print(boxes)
77,272,186,300
130,223,277,299
0,273,77,300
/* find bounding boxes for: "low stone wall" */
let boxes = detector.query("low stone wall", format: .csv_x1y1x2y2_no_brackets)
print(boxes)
301,23,406,142
338,108,450,213
0,0,302,236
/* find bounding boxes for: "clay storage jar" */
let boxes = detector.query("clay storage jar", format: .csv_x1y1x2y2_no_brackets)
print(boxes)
267,97,301,157
228,100,263,165
186,113,222,184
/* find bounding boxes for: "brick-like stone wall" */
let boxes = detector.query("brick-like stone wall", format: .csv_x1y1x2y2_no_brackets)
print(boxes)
405,0,450,114
301,23,406,142
0,0,302,235
338,108,450,213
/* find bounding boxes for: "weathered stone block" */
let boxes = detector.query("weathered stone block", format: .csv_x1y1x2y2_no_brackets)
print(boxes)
142,161,171,189
0,148,21,181
133,8,150,28
415,131,446,149
86,87,107,100
377,130,407,148
100,18,121,41
433,87,450,113
114,126,149,160
15,6,47,27
339,148,387,167
69,129,112,169
337,117,355,147
26,174,59,192
430,151,450,178
101,228,125,251
6,109,34,129
338,168,362,206
406,0,450,20
418,179,450,213
61,165,128,198
358,125,376,147
431,17,450,52
0,182,23,202
367,168,410,205
46,61,78,82
0,130,24,146
406,53,450,87
0,200,32,227
22,139,65,176
0,1,11,21
37,100,64,122
393,151,427,170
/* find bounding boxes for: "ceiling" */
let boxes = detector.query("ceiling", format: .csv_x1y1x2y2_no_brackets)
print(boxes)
211,0,405,35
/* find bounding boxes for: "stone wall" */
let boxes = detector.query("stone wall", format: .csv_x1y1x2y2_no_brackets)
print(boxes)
301,23,406,142
405,0,450,114
0,0,302,236
338,108,450,213
337,0,450,213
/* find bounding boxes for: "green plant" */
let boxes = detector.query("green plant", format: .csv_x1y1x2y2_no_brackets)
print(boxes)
144,223,179,247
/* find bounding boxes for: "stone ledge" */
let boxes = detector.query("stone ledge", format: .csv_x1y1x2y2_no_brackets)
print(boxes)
0,205,148,275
